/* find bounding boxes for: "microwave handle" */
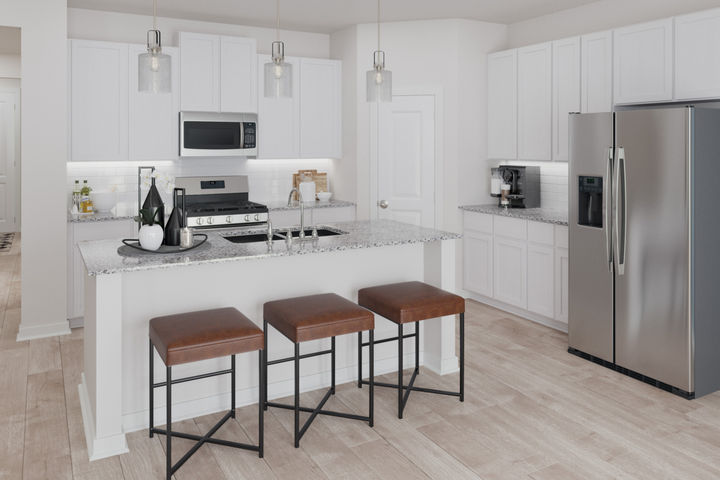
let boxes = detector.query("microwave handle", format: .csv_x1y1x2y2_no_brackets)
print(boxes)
239,122,245,150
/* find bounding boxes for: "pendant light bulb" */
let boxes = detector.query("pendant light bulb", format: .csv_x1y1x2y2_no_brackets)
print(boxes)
366,0,392,102
264,0,293,98
138,0,171,93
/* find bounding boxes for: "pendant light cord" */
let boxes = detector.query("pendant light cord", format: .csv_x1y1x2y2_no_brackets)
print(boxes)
276,0,280,41
377,0,381,50
153,0,157,31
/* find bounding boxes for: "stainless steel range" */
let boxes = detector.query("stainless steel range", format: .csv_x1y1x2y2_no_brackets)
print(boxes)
174,175,268,229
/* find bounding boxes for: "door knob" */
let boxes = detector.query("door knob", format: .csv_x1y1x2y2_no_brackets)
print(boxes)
378,200,389,209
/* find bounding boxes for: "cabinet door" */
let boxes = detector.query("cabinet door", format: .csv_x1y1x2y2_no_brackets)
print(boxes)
300,58,342,159
527,243,555,317
487,49,517,160
314,206,356,224
554,247,569,323
257,54,300,159
464,230,493,297
518,43,552,161
552,37,580,162
70,40,129,162
675,8,720,100
493,236,527,308
581,31,613,113
128,44,179,161
220,36,258,113
613,19,673,104
180,32,220,112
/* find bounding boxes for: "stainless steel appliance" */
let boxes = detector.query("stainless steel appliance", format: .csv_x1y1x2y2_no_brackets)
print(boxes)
489,166,541,208
174,175,268,229
568,106,720,399
179,112,257,157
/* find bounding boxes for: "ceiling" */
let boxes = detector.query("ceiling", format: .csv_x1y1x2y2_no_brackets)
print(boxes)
67,0,601,34
0,27,20,55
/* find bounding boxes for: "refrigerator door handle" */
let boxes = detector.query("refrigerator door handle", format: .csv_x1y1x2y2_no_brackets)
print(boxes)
615,147,627,275
606,147,614,272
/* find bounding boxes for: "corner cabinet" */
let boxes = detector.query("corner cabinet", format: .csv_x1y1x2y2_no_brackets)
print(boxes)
517,42,552,161
674,8,720,101
613,19,674,104
581,31,613,113
487,49,517,160
552,37,580,162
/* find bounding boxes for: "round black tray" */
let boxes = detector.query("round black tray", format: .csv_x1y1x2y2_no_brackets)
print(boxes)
121,233,208,254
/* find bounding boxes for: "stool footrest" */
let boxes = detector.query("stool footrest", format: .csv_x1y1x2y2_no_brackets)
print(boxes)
152,368,233,388
266,348,333,366
266,401,371,422
360,332,416,348
360,379,461,397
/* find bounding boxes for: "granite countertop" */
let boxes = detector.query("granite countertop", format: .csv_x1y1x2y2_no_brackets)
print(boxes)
265,199,356,212
78,219,460,276
459,204,568,226
68,212,136,223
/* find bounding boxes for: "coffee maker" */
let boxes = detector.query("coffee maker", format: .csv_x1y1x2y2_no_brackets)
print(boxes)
490,166,541,208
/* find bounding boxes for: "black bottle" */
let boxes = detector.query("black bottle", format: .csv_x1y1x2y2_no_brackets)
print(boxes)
164,188,185,246
142,177,165,228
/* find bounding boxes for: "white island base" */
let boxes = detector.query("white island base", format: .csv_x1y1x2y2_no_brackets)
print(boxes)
80,239,458,461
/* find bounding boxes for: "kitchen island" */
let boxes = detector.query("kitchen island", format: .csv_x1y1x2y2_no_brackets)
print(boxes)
77,219,461,460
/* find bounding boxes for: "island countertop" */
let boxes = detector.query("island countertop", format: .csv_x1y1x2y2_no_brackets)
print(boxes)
78,219,460,276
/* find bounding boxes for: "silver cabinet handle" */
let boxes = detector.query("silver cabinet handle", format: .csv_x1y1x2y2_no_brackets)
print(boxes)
606,147,614,273
378,200,389,209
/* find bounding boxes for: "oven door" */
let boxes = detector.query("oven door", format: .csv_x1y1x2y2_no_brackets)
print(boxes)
180,112,257,157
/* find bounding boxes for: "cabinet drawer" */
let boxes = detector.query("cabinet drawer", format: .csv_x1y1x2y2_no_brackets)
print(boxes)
493,216,527,240
555,225,569,248
528,221,554,245
463,211,493,234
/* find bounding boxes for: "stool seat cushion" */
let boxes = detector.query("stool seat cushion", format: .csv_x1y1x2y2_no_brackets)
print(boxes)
150,307,263,366
264,293,374,343
358,281,465,324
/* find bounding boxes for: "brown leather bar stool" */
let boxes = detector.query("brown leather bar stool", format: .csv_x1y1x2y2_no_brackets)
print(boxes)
357,281,465,419
149,307,264,480
263,293,375,447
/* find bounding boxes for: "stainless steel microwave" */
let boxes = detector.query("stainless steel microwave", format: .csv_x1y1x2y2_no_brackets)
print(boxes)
179,112,257,158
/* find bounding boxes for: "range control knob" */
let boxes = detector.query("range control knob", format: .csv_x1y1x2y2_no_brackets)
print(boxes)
196,217,204,225
244,215,250,222
207,217,214,225
254,214,259,221
226,216,233,223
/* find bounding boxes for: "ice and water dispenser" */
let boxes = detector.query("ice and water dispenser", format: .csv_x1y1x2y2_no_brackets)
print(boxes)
578,176,603,228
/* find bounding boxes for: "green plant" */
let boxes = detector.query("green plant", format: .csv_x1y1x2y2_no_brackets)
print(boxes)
138,208,160,226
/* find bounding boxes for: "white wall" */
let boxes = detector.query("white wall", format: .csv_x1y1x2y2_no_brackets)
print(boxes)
0,54,20,78
507,0,720,47
1,0,69,340
68,8,330,58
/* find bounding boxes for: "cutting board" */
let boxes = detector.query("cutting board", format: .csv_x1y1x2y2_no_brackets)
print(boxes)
292,170,328,201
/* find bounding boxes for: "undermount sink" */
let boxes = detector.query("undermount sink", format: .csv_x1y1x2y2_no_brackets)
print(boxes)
222,228,345,244
287,228,344,238
223,233,285,244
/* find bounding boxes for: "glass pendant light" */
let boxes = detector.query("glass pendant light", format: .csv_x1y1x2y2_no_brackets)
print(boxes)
138,0,171,94
264,0,292,98
366,0,392,102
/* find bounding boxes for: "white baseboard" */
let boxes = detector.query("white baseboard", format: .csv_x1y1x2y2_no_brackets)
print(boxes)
79,373,129,461
466,293,568,333
68,317,84,329
16,320,71,341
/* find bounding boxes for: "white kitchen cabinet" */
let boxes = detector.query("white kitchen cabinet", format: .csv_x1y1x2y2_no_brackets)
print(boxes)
179,32,221,112
268,205,355,228
67,219,137,321
581,31,613,113
464,230,493,298
70,40,129,162
517,42,552,161
527,243,555,318
220,36,258,113
487,49,517,160
128,44,180,161
613,19,674,104
493,236,527,309
674,8,720,100
554,225,569,324
257,54,301,159
299,58,342,159
552,37,580,162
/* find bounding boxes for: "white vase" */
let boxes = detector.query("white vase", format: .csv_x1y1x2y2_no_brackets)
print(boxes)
139,224,163,251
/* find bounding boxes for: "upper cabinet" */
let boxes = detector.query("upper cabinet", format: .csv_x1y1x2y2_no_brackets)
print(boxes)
552,37,580,162
257,54,300,159
581,31,613,113
70,40,129,162
299,58,342,159
179,32,257,113
517,43,552,161
613,19,673,104
487,49,517,160
674,8,720,100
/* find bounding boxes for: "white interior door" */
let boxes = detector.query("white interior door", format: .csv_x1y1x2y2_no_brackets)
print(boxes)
0,93,17,233
377,95,435,227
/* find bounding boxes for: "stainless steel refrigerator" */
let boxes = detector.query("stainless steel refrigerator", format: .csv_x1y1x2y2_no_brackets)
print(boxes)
568,106,720,399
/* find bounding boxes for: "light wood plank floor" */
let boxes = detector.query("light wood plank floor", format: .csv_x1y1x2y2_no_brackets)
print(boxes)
3,238,720,479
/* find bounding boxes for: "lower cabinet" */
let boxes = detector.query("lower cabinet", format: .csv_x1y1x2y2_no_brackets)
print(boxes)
463,211,569,328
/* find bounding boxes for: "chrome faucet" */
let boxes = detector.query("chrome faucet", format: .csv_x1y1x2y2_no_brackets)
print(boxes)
288,187,306,239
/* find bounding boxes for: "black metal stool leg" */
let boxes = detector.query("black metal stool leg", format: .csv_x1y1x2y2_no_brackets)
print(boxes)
166,365,172,480
258,349,264,458
369,329,374,427
460,312,465,402
231,354,236,418
149,339,154,438
415,321,420,371
398,323,404,419
357,331,362,388
331,336,336,394
263,320,268,411
294,343,300,448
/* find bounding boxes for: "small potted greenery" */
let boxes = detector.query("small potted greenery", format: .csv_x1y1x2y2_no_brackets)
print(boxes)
137,208,163,251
